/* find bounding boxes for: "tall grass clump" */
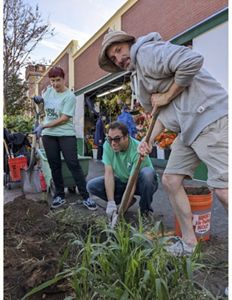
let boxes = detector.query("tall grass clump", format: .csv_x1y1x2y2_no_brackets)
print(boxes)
22,218,216,300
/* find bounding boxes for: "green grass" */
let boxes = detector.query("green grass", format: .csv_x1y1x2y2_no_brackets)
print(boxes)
21,212,223,300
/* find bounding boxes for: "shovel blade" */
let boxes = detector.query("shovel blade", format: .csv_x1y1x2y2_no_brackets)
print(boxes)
21,168,42,194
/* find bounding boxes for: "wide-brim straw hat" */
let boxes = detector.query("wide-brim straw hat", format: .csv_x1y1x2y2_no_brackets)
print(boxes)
98,30,135,73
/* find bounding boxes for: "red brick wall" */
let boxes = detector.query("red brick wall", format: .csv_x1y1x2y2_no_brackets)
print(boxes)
122,0,228,40
57,54,69,86
74,31,108,91
74,0,227,91
38,74,50,95
38,54,69,94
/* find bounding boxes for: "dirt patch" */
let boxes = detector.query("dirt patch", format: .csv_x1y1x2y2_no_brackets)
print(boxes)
4,196,228,299
185,186,211,195
196,237,228,297
4,196,76,299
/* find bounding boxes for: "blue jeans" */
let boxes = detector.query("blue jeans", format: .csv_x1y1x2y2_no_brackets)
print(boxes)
87,167,158,213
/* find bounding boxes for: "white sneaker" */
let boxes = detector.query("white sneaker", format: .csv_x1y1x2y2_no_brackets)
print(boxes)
165,237,196,257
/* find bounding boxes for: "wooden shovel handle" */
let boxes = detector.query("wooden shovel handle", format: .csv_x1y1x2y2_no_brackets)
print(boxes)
4,139,12,158
27,134,37,171
118,112,158,216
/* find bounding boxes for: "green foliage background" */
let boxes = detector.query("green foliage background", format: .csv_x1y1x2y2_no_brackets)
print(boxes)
4,114,34,133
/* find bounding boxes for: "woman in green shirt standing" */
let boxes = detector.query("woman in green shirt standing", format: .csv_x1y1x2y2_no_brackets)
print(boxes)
33,66,97,210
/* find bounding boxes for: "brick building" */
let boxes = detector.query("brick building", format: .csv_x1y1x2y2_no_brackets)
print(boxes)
36,0,228,171
24,64,46,116
25,64,46,98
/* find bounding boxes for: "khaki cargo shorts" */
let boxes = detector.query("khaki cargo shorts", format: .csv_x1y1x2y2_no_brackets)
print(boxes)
164,116,228,188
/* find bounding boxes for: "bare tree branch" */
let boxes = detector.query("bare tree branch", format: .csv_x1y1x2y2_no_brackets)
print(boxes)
4,0,55,113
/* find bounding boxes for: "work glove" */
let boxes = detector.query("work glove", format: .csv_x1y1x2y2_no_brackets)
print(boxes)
33,124,43,139
106,200,117,221
32,96,44,105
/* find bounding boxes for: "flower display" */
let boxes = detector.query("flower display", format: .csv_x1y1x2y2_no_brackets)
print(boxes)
134,111,152,141
155,129,177,149
86,136,97,149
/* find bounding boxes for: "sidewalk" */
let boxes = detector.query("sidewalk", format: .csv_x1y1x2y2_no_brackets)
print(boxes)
4,159,228,238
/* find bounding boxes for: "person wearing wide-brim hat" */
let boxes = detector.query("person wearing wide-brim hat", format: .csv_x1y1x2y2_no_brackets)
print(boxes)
98,29,228,258
99,30,135,73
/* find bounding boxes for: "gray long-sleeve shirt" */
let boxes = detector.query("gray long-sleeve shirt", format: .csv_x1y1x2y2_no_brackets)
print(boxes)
130,32,228,146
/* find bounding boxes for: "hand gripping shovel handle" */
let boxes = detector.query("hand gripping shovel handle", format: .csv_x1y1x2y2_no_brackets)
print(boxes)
110,111,159,228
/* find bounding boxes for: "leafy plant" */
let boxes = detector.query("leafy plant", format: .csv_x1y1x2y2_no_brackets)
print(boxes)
22,217,215,300
3,74,29,114
4,114,34,133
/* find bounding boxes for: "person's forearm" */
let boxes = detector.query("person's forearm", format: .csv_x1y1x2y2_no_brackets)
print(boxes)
151,82,185,114
165,82,185,103
150,119,165,144
105,173,115,201
43,115,69,129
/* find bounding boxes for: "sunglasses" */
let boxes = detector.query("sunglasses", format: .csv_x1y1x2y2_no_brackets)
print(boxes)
107,135,124,144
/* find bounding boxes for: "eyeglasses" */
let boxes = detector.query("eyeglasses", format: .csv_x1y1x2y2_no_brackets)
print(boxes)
106,135,124,144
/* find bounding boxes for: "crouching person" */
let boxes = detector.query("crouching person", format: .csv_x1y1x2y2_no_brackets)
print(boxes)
87,121,158,221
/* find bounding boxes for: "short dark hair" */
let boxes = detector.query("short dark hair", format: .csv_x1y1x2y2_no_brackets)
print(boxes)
108,121,129,136
48,66,65,79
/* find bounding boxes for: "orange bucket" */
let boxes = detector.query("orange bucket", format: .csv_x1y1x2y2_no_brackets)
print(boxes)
175,187,213,241
8,156,28,181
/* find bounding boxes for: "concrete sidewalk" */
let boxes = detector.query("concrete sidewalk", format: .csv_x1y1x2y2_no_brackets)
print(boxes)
4,159,228,238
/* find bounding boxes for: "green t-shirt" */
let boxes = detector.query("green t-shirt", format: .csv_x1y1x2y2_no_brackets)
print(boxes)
102,137,153,183
42,86,76,136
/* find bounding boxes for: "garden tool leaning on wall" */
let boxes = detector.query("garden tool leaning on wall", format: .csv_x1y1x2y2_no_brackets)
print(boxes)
21,97,44,193
110,110,159,228
3,139,13,160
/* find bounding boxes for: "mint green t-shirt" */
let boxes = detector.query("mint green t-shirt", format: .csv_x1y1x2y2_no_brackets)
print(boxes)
42,86,76,136
102,137,153,183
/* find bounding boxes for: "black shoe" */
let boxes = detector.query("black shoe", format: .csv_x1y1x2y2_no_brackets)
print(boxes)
83,198,97,211
51,196,66,209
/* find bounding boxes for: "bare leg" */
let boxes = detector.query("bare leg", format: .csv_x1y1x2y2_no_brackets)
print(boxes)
162,173,197,246
214,188,228,211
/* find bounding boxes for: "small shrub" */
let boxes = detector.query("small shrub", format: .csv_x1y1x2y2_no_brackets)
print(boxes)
4,114,34,133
